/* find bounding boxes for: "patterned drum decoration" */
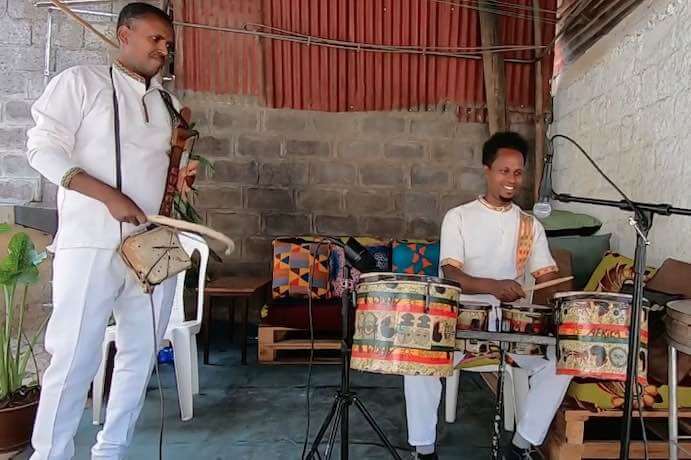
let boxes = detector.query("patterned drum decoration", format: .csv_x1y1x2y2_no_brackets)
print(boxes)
555,291,649,383
351,273,460,377
455,300,493,358
501,303,554,355
457,301,492,331
502,303,553,334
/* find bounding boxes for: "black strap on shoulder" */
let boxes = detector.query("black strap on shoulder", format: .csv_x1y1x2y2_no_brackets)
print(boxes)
110,67,122,192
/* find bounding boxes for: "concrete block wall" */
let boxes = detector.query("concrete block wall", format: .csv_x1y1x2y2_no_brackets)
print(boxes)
0,0,537,278
0,0,131,205
550,0,691,266
182,94,532,275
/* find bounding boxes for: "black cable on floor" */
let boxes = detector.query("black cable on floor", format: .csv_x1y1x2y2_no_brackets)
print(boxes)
149,293,165,460
301,241,325,459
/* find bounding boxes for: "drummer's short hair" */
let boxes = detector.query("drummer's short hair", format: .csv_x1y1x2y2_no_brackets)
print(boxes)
482,131,529,167
117,2,172,31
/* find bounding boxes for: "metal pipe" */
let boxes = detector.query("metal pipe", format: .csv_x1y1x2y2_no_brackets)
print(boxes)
46,0,117,48
669,344,678,460
47,6,115,17
43,11,53,84
35,0,111,7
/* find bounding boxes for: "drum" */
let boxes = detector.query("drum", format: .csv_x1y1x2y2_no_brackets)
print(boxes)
350,272,460,377
665,299,691,350
501,303,554,355
501,303,554,334
457,300,492,331
555,291,649,383
455,300,495,362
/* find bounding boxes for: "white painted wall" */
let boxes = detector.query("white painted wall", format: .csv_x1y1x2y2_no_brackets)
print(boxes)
550,0,691,266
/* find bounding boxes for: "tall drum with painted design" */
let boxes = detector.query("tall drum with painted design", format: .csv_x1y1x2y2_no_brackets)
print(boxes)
555,291,648,383
350,273,460,377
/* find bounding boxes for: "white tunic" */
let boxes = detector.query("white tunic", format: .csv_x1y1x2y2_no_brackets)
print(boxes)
404,198,568,449
439,196,557,305
26,64,179,250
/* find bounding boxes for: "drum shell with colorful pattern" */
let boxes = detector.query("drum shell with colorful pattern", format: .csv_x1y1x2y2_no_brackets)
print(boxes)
555,291,648,383
457,301,492,331
501,304,554,335
351,273,460,377
501,304,553,355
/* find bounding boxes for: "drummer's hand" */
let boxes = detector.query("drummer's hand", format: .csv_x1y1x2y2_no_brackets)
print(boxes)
492,280,526,302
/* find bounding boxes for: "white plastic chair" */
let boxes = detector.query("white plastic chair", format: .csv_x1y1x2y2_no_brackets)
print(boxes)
92,232,209,423
445,278,535,428
445,362,524,428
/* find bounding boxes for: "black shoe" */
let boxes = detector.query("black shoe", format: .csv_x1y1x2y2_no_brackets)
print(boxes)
411,452,439,460
505,444,539,460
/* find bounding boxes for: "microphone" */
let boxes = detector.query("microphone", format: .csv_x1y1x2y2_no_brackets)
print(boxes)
533,142,554,219
321,236,380,273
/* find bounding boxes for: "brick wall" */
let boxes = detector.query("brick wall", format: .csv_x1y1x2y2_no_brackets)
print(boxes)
550,0,691,265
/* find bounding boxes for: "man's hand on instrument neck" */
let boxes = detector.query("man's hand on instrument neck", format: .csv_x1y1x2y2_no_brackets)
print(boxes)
67,171,146,226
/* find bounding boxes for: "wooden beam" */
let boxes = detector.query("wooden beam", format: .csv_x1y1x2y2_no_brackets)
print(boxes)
479,1,507,134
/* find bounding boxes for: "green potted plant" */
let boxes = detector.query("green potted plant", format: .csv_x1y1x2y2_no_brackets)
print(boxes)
0,224,48,453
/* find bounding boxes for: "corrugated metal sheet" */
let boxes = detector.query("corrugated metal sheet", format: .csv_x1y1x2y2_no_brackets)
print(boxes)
174,0,556,113
173,0,265,97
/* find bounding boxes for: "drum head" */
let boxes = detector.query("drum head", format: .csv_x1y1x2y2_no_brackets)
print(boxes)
358,272,461,288
459,300,493,310
667,299,691,316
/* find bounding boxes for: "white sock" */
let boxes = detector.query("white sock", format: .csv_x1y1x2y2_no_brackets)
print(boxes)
416,444,435,455
512,432,531,449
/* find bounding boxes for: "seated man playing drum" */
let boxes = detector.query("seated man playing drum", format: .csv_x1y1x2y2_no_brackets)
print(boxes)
404,131,572,460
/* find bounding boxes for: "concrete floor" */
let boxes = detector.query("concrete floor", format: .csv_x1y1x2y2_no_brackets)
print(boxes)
9,332,499,460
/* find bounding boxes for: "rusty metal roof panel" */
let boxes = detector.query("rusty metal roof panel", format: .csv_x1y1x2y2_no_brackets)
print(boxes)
174,0,556,113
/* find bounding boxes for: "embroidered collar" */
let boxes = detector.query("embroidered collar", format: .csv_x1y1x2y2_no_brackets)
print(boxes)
113,60,147,84
478,196,513,213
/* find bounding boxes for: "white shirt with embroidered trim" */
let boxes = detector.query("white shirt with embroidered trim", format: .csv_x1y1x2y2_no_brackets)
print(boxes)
439,198,557,306
26,64,181,250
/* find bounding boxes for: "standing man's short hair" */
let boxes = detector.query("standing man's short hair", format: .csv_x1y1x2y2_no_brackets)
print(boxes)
117,2,172,30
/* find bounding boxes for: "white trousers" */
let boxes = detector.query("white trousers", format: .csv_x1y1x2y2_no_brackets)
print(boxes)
404,348,572,447
31,249,175,460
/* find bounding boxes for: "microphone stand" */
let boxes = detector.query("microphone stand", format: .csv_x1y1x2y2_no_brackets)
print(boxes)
551,192,691,459
305,240,403,460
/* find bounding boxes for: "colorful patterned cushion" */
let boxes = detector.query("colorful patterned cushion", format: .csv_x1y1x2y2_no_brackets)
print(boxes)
584,251,657,292
392,240,440,276
567,380,691,410
272,239,331,300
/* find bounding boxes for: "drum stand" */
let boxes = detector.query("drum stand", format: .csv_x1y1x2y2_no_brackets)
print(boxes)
305,265,403,460
491,343,508,460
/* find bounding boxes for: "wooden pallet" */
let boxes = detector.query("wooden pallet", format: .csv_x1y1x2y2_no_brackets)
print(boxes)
258,326,341,364
543,406,691,459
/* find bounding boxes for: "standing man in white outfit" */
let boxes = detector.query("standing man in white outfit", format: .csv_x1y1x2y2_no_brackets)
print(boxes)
404,132,573,460
26,4,180,459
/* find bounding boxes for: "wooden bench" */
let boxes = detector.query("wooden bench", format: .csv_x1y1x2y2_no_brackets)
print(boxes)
543,406,691,459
